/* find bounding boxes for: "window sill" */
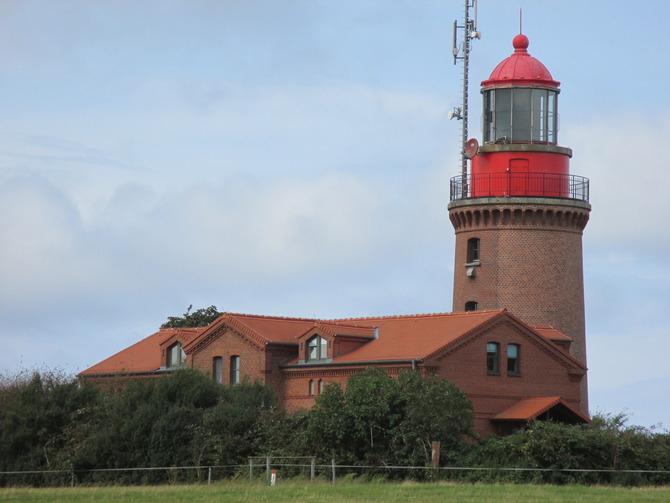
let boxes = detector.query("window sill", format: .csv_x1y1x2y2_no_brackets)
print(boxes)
464,261,481,267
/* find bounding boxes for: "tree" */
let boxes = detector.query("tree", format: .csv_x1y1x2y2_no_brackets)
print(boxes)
0,370,100,481
160,305,222,328
305,368,474,470
394,371,474,466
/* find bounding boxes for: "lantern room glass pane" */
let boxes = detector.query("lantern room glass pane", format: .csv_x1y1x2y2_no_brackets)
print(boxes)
494,89,511,141
548,92,557,143
483,88,558,144
512,88,531,141
483,91,494,143
531,89,546,142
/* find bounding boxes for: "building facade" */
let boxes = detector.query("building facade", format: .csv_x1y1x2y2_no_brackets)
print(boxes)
79,33,591,435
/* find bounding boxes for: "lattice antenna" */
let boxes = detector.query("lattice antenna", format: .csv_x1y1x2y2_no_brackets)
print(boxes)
451,0,481,181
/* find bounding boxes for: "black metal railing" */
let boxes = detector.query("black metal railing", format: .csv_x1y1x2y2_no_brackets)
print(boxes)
450,172,589,202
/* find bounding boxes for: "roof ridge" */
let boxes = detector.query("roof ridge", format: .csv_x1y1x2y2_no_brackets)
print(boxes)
222,312,318,323
327,309,504,323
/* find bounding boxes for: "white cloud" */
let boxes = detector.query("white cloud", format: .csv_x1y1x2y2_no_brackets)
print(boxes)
564,111,670,252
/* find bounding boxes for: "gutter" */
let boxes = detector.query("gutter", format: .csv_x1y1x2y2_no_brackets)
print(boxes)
280,359,424,370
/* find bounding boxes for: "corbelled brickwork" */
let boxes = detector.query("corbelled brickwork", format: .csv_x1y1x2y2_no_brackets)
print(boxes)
449,196,590,413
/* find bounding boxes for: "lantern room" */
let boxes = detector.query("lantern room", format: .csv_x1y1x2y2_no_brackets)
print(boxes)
481,34,560,145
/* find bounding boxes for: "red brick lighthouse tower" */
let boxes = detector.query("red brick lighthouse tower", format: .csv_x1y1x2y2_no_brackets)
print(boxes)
448,34,591,412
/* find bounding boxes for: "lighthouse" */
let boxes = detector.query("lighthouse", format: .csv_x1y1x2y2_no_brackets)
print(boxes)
448,34,591,413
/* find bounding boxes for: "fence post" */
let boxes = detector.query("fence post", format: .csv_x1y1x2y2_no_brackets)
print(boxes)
331,459,336,485
432,441,441,479
71,471,74,488
208,467,212,485
266,457,271,486
249,458,253,481
310,457,316,481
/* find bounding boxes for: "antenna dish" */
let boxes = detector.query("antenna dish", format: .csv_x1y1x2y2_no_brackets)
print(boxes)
464,138,479,159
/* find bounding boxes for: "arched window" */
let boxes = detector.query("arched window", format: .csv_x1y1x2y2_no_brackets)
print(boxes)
308,379,315,396
318,379,324,395
230,355,240,385
487,342,500,375
306,336,328,361
507,344,520,375
213,356,223,383
167,342,186,368
467,238,480,263
465,301,478,312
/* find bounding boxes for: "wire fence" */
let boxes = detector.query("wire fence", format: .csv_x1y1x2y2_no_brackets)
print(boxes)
1,458,669,488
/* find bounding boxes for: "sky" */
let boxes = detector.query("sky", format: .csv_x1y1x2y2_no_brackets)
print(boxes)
0,0,668,430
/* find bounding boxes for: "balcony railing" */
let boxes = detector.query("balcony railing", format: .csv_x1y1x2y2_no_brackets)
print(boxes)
450,172,589,202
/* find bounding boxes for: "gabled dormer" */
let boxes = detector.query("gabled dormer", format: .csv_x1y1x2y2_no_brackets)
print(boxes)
160,331,190,370
296,322,375,364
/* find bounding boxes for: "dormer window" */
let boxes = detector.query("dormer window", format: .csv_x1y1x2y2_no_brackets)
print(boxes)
307,336,328,362
167,342,186,368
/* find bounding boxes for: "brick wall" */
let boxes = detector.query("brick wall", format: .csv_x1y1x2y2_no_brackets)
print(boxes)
434,320,583,435
190,326,269,385
449,197,590,413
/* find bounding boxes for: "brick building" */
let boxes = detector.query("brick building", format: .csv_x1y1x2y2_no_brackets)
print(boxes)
79,33,591,436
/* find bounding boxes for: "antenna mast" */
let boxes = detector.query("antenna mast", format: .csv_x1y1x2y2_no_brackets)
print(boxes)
451,0,481,186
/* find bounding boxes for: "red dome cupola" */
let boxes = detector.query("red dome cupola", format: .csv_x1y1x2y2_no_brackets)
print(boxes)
482,34,559,90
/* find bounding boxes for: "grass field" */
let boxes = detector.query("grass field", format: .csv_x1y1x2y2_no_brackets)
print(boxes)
1,481,669,503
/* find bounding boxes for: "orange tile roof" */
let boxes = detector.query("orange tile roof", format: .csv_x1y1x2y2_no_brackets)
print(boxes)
330,310,504,363
532,326,572,342
79,327,205,376
196,313,317,347
82,309,583,376
298,321,376,340
492,397,590,423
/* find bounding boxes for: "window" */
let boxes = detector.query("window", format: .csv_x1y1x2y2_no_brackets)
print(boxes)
167,342,186,368
318,379,324,394
482,88,558,144
308,379,315,396
213,356,223,383
465,301,478,312
507,344,520,375
467,238,480,263
230,355,240,385
487,342,500,374
306,336,328,361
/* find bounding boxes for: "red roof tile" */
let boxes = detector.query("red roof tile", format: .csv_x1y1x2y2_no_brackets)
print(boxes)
196,313,317,347
492,397,590,423
297,321,376,340
79,327,204,375
81,309,584,377
331,310,504,363
532,326,572,342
